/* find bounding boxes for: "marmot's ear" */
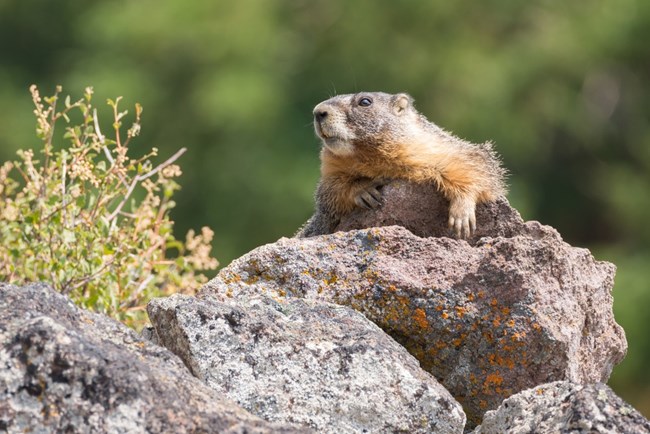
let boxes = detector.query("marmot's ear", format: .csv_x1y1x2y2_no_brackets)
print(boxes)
392,93,413,116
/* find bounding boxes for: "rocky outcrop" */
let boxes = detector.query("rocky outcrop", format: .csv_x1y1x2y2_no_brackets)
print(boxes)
200,183,627,427
147,293,466,433
1,181,638,433
0,283,305,434
472,381,650,434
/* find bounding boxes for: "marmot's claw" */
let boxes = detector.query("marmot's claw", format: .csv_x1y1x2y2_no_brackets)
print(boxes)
448,215,473,238
354,183,384,210
448,197,477,239
355,189,383,210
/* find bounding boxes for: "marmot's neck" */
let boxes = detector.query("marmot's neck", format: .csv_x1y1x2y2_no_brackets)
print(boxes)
320,146,392,179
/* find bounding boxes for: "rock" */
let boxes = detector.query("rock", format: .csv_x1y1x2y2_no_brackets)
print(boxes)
147,293,466,433
0,283,306,434
298,181,531,242
472,381,650,434
140,325,160,345
201,196,627,427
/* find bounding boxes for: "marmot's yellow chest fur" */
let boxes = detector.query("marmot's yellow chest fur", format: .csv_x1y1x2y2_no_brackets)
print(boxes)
304,91,506,238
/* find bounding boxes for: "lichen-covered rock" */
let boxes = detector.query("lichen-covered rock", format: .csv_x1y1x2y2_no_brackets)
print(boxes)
0,283,306,434
201,197,627,427
472,381,650,434
148,293,466,433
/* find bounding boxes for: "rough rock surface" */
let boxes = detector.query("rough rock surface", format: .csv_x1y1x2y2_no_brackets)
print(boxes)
472,381,650,434
0,283,305,434
201,190,627,427
299,181,527,242
148,293,466,433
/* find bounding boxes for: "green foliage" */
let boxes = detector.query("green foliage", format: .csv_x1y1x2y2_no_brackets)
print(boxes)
0,86,218,328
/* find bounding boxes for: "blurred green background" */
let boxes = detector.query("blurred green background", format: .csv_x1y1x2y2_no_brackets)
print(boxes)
1,0,648,417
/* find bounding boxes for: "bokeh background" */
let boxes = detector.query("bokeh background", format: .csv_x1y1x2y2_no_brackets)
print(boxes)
1,0,648,416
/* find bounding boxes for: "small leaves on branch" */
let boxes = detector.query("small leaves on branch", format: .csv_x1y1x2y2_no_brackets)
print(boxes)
0,85,218,328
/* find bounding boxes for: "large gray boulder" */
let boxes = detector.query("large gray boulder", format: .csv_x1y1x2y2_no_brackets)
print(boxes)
200,185,627,427
0,283,305,434
472,381,650,434
148,293,466,433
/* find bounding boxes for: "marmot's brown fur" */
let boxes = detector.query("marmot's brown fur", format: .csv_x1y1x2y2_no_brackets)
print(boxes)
297,92,507,238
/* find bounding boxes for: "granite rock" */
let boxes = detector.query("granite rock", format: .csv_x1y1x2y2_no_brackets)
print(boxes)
148,293,466,433
472,381,650,434
0,283,305,434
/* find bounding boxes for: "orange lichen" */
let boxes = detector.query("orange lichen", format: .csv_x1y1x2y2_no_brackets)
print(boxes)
490,298,498,307
441,311,449,320
455,306,467,318
512,331,526,341
484,372,503,387
413,308,429,329
244,274,260,284
222,273,242,284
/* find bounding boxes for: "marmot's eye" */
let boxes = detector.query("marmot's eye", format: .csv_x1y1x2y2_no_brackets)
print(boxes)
358,97,373,107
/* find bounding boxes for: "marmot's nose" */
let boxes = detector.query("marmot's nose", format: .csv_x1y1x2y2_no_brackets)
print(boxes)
313,104,329,122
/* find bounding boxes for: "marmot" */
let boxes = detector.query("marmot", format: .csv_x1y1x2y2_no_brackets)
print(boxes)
297,92,507,238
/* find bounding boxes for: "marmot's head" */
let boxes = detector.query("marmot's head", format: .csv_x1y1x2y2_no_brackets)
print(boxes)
313,92,419,156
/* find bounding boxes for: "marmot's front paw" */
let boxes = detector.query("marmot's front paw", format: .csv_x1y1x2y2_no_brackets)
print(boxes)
448,196,476,238
353,181,385,210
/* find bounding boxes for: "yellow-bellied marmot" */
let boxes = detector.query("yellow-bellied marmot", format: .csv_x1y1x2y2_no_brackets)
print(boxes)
297,92,507,238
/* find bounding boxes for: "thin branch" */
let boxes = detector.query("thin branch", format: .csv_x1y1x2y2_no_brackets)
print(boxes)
138,147,186,181
63,258,115,294
102,145,114,164
107,177,138,222
61,155,67,224
93,109,106,144
41,198,74,222
133,274,154,299
106,147,186,221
